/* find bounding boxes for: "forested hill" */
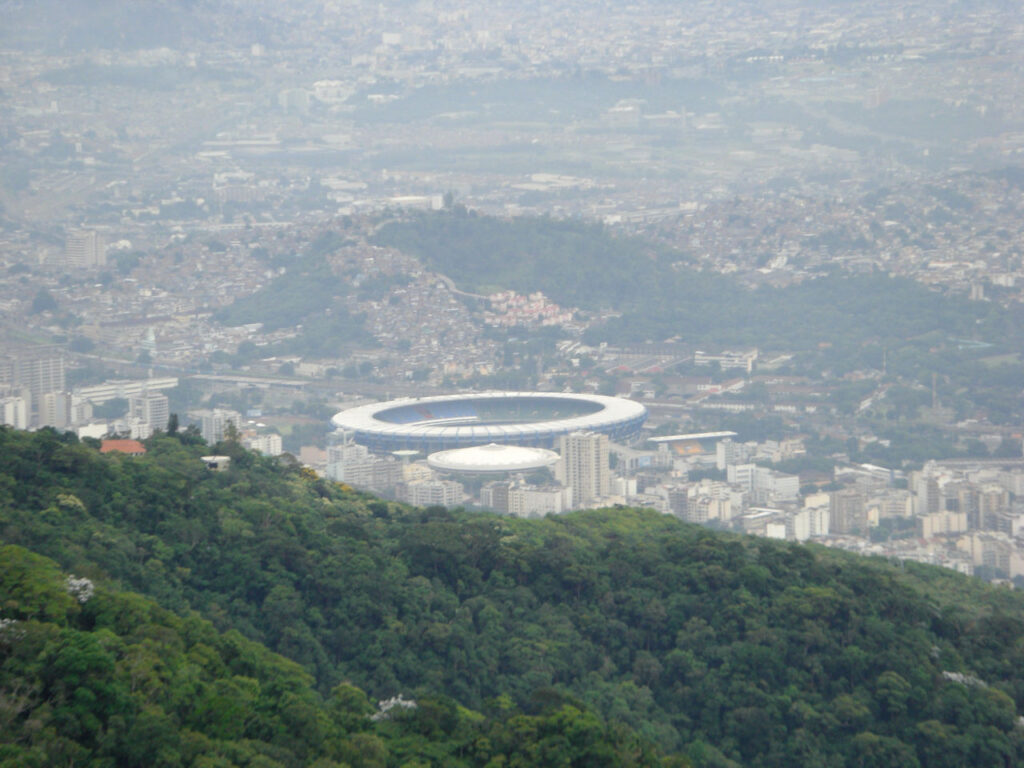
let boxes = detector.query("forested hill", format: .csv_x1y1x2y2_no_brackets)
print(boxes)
370,210,1023,352
0,545,657,768
5,427,1024,766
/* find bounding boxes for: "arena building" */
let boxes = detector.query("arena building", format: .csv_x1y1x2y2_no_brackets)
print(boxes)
427,443,560,474
331,391,647,454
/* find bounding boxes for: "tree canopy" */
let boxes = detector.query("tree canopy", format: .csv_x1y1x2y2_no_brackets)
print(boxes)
3,426,1024,766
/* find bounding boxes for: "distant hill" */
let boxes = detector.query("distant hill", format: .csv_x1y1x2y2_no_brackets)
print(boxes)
372,210,1024,423
212,232,374,357
4,426,1024,765
371,210,1009,350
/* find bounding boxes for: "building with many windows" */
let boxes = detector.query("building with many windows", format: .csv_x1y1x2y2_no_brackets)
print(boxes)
65,230,106,268
130,392,170,432
242,432,283,457
196,409,242,445
556,431,610,507
395,478,463,507
0,396,28,430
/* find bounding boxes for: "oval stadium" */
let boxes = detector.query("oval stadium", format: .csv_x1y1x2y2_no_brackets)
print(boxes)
331,392,647,453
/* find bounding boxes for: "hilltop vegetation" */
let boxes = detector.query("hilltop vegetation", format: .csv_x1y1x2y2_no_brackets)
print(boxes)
4,427,1024,765
212,232,373,358
370,210,1007,351
0,545,656,768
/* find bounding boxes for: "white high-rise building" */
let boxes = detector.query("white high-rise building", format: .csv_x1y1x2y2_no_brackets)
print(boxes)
130,392,170,432
65,230,106,268
0,396,28,429
727,463,757,489
3,352,65,425
69,395,93,426
111,416,152,441
716,438,752,470
728,463,799,504
556,431,610,508
243,432,283,457
39,392,70,429
197,409,242,445
790,506,830,542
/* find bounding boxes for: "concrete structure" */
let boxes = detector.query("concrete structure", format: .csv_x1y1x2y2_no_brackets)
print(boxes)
2,352,65,424
197,409,242,445
694,349,758,372
790,506,830,541
242,432,283,457
332,392,646,453
65,230,106,268
130,392,170,432
716,437,751,470
396,478,463,507
325,432,402,492
556,431,610,507
111,416,153,440
481,480,573,518
39,392,70,429
831,489,868,535
685,494,730,524
427,443,559,474
727,463,799,504
74,377,178,404
0,396,28,430
508,484,573,518
77,422,110,440
956,532,1023,577
919,510,969,538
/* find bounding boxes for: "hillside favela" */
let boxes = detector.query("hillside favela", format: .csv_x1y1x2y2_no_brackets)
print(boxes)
3,0,1024,765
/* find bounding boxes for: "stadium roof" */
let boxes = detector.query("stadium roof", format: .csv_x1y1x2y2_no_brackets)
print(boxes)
332,391,647,452
427,444,559,474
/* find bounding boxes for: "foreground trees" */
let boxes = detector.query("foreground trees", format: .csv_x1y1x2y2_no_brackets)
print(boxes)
3,427,1024,765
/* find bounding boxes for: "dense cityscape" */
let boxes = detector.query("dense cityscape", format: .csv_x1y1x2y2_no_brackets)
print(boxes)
2,0,1024,584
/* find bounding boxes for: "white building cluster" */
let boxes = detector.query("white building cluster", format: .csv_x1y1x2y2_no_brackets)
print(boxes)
0,354,180,440
325,430,403,493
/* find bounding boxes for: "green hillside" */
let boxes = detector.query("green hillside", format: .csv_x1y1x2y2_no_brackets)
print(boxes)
369,210,1012,350
212,232,373,358
0,544,656,768
4,426,1024,766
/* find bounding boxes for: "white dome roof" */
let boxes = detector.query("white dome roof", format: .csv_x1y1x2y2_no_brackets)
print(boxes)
427,443,559,473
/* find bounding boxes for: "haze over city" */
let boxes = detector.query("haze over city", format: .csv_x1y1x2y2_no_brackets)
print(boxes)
2,0,1024,572
9,2,1024,767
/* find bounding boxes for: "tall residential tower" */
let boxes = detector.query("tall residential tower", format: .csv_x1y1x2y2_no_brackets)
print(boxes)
556,431,610,508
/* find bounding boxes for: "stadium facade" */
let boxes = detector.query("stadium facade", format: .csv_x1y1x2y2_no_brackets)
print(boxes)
331,391,647,453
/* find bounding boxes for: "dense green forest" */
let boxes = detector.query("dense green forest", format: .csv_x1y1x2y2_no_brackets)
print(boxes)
0,544,656,768
5,427,1024,766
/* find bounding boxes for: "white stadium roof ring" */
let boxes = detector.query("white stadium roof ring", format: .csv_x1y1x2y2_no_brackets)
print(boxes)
331,391,647,453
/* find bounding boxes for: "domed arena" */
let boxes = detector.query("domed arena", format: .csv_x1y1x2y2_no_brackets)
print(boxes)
331,391,647,453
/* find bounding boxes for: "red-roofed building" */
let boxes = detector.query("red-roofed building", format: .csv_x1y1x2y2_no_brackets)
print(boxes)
99,439,147,456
